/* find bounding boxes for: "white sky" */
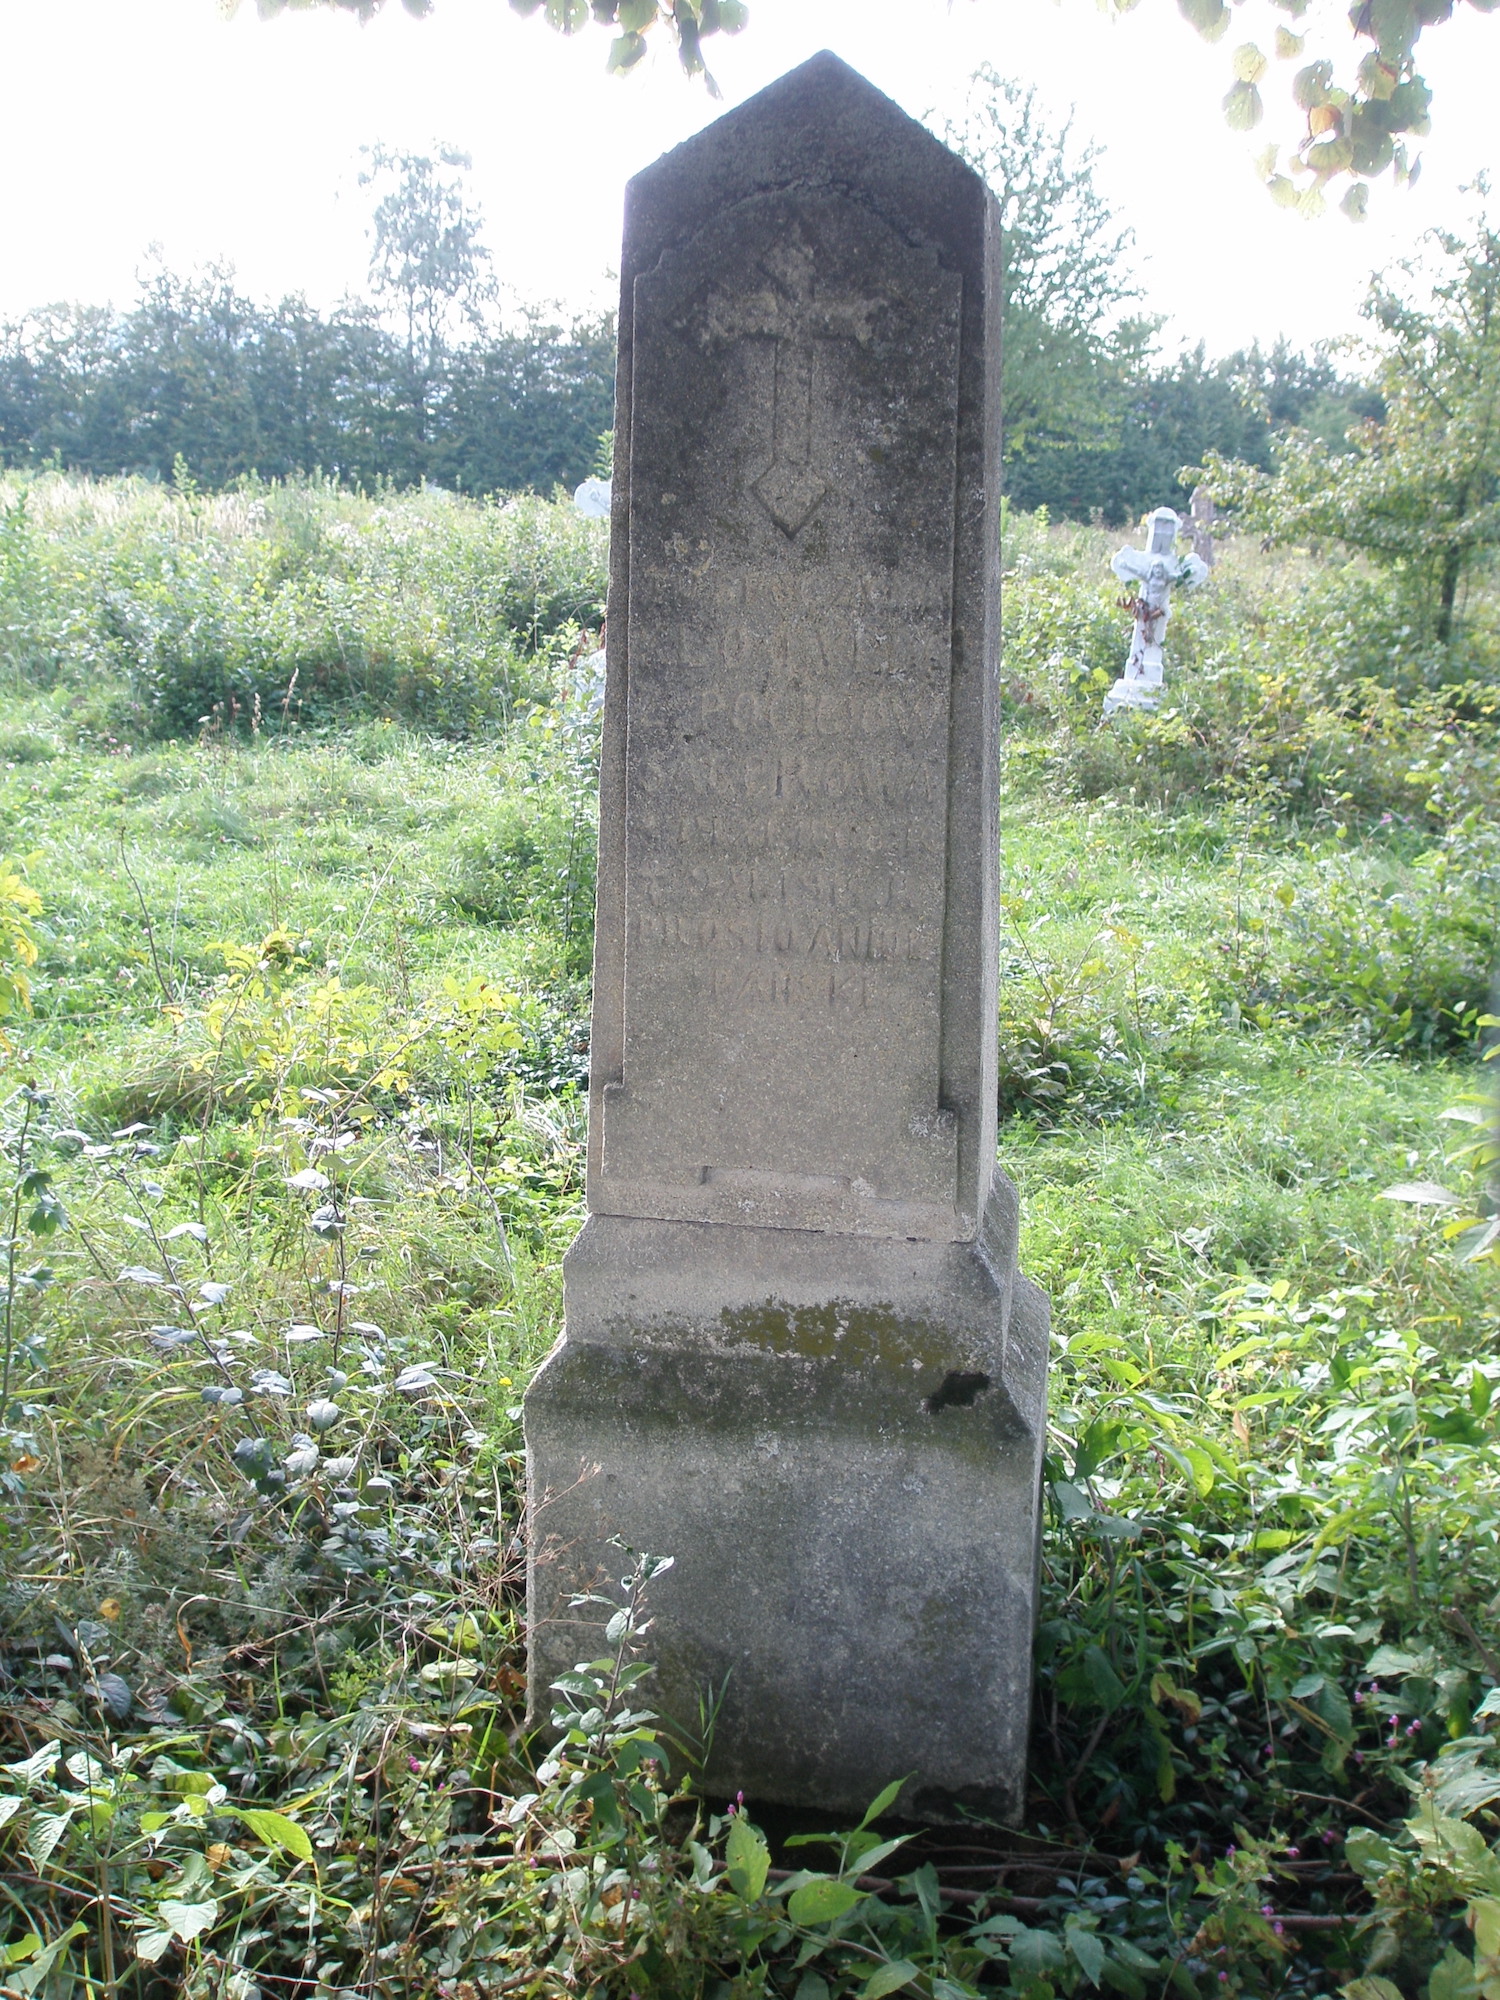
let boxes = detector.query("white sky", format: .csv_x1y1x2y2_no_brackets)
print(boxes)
0,0,1493,360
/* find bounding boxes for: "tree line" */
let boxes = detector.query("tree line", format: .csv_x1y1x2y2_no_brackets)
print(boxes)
0,266,615,499
0,115,1379,520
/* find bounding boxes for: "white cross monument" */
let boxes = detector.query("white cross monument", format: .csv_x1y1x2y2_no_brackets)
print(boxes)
1102,505,1209,717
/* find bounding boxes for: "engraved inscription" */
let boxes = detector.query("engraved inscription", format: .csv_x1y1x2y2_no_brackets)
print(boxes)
602,185,965,1216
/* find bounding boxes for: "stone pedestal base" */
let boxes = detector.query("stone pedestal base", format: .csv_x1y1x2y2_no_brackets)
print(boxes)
524,1197,1048,1824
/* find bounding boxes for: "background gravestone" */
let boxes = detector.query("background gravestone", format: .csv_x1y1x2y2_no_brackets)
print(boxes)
525,51,1050,1825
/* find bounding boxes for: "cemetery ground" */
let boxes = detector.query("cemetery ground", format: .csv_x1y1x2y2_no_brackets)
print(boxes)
0,477,1497,1999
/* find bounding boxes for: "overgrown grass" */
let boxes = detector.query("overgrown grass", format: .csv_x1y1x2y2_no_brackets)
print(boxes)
0,491,1496,1999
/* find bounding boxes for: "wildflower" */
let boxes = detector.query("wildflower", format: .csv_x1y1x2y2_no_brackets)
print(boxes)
409,1755,422,1772
1273,1922,1285,1937
1285,1846,1300,1858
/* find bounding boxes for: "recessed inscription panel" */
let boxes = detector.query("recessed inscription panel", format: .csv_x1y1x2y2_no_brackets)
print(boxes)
597,189,963,1235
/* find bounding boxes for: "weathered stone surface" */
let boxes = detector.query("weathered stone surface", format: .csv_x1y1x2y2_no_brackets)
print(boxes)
525,50,1049,1825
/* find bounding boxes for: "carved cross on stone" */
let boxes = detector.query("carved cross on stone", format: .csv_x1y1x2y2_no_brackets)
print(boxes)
703,232,880,536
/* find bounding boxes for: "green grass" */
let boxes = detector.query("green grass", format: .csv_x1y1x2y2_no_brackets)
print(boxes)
0,491,1495,1999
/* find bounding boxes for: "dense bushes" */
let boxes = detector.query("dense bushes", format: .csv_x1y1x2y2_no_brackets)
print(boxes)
0,473,608,738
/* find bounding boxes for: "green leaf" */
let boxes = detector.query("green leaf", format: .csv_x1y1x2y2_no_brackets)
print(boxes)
787,1876,864,1925
8,1923,86,1995
1066,1920,1108,1985
1233,41,1268,81
725,1815,770,1901
1344,1828,1399,1879
4,1740,59,1790
1010,1926,1069,1977
1364,0,1419,55
1293,59,1334,108
1082,1644,1127,1713
232,1808,315,1864
1427,1945,1481,2000
1178,0,1229,38
606,29,647,69
1223,81,1264,130
25,1810,72,1870
862,1963,921,1999
1339,1981,1405,2000
159,1899,218,1943
858,1775,909,1828
849,1835,913,1875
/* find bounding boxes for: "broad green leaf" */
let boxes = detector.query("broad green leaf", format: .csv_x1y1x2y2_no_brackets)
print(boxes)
1427,1945,1481,2000
134,1931,175,1966
1223,81,1264,130
1178,0,1229,39
159,1898,219,1943
0,1795,25,1828
1340,1981,1404,2000
1472,1898,1500,1959
1082,1644,1127,1713
1293,59,1334,108
232,1807,315,1864
862,1963,921,1999
1066,1920,1108,1985
725,1815,770,1901
787,1876,863,1925
1233,41,1267,81
4,1740,59,1789
1010,1927,1068,1977
25,1810,73,1870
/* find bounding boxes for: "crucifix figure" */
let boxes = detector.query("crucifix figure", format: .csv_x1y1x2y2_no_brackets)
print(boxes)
703,232,881,536
1103,506,1209,716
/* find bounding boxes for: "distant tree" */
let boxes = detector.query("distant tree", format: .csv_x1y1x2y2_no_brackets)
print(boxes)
1202,208,1500,645
439,306,616,495
0,261,613,499
1228,337,1384,450
359,143,493,449
940,67,1154,463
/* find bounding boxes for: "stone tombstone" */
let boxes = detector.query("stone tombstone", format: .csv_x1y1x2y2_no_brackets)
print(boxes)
525,51,1050,1826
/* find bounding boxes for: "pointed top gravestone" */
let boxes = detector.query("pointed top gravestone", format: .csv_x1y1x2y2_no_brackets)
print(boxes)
526,52,1050,1825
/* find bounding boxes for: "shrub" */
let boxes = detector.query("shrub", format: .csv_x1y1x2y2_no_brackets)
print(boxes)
0,473,610,740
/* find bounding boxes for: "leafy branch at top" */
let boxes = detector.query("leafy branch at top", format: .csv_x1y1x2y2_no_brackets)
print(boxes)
238,0,748,87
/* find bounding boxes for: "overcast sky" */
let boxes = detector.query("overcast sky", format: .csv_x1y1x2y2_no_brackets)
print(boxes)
1,0,1492,360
